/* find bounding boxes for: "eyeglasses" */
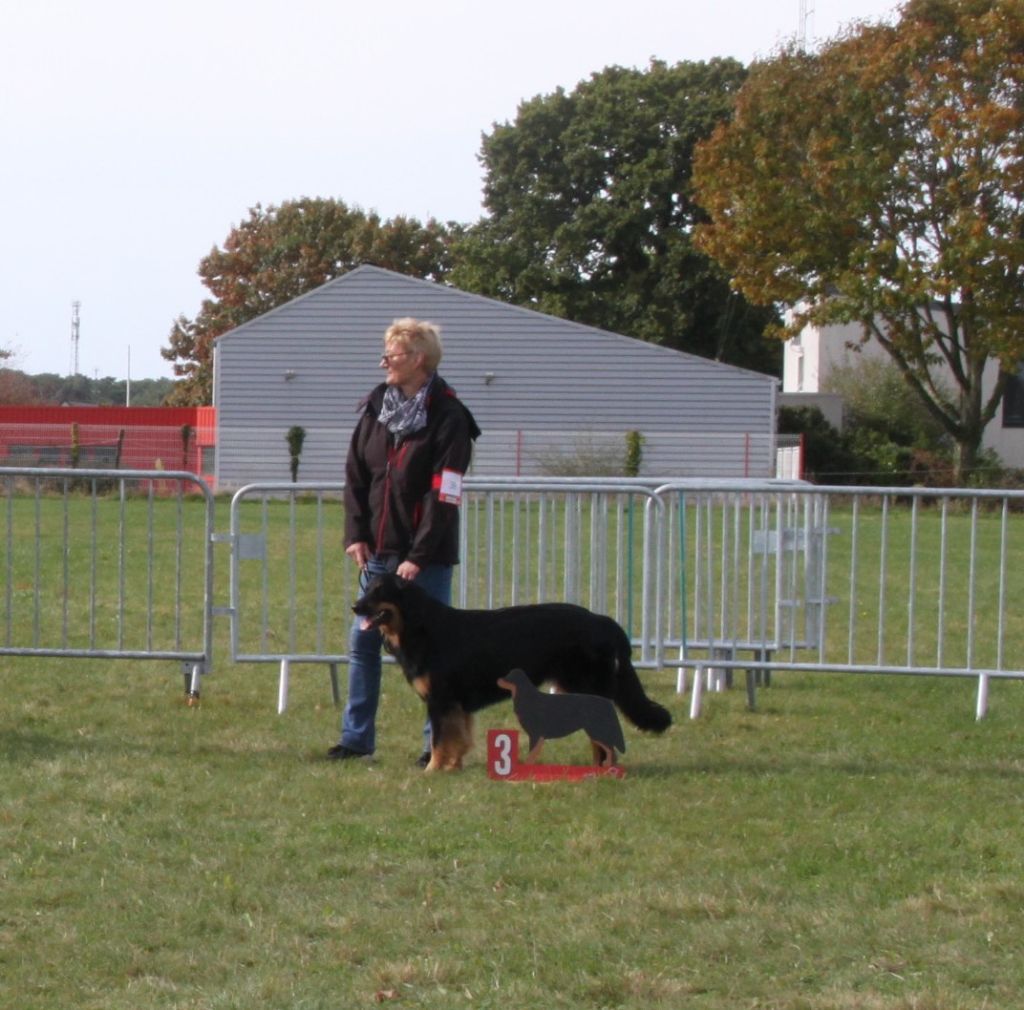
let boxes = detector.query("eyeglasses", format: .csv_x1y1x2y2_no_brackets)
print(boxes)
380,351,411,366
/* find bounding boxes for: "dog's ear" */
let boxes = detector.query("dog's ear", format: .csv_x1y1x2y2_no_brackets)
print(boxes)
368,573,401,598
383,574,409,599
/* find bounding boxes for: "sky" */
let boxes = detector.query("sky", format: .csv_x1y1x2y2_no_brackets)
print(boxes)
1,0,899,382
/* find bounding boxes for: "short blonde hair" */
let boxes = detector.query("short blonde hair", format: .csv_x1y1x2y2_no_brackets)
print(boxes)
384,318,443,372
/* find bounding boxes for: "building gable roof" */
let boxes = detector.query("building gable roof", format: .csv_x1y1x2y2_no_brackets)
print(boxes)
214,264,775,386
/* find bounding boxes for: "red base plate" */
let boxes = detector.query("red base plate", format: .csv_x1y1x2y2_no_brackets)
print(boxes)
486,729,626,781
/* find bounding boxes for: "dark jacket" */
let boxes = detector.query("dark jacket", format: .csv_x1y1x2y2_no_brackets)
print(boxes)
344,376,480,567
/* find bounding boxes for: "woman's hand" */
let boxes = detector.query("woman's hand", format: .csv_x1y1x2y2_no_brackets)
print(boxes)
346,542,371,568
396,560,421,581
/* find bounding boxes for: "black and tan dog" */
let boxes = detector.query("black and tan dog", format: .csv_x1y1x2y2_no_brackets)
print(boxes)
352,573,671,771
497,668,627,767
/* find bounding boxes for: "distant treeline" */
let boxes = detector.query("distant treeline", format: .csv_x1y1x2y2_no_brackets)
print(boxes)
0,370,176,408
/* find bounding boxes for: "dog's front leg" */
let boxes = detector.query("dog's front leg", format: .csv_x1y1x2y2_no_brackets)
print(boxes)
425,706,473,772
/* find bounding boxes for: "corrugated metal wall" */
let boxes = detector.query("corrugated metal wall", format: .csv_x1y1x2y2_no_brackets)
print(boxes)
213,266,779,487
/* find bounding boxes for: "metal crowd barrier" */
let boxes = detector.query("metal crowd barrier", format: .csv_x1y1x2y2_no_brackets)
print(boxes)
225,480,665,711
0,467,215,695
223,482,349,712
660,481,1024,719
3,468,1021,721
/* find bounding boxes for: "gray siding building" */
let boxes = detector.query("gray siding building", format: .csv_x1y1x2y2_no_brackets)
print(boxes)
212,265,779,487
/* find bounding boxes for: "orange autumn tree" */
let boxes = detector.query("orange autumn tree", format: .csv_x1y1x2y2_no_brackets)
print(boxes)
693,0,1024,482
0,347,39,405
163,199,456,405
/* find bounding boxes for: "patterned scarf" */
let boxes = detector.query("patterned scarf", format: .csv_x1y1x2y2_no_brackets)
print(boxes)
377,375,434,443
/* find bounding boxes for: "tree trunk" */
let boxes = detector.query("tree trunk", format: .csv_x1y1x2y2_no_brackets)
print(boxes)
953,435,979,487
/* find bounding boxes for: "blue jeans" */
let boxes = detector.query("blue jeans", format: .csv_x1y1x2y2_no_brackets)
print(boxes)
339,556,453,755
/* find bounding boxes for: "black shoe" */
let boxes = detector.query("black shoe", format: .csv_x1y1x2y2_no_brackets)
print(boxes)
326,744,372,761
416,750,431,769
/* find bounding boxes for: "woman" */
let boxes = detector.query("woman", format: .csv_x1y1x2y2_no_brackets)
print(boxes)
328,318,479,765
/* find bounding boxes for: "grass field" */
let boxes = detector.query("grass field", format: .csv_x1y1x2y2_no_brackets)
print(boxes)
3,651,1024,1009
3,488,1024,1008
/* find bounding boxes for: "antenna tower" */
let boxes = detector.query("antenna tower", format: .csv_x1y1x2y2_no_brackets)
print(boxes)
70,300,81,376
798,0,814,50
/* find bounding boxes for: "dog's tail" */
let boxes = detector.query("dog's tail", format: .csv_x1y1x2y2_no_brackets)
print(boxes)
613,642,672,733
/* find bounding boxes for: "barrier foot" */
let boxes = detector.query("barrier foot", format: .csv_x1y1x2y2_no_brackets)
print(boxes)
329,662,341,706
184,662,202,706
676,668,688,695
689,665,704,719
976,674,989,721
278,659,290,715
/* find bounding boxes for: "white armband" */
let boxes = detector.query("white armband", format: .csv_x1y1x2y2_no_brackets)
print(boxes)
437,468,464,505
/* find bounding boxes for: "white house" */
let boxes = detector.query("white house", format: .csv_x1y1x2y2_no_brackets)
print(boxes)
210,266,781,487
781,318,1024,469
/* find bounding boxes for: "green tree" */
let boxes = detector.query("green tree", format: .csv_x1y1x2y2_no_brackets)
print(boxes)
825,356,951,452
693,0,1024,482
124,378,176,407
451,60,780,372
785,359,959,485
163,199,458,405
778,406,859,482
780,404,916,484
51,374,94,405
4,372,174,407
23,372,64,403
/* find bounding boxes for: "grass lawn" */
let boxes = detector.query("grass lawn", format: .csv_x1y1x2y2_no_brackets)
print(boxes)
3,487,1024,1008
3,649,1024,1009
